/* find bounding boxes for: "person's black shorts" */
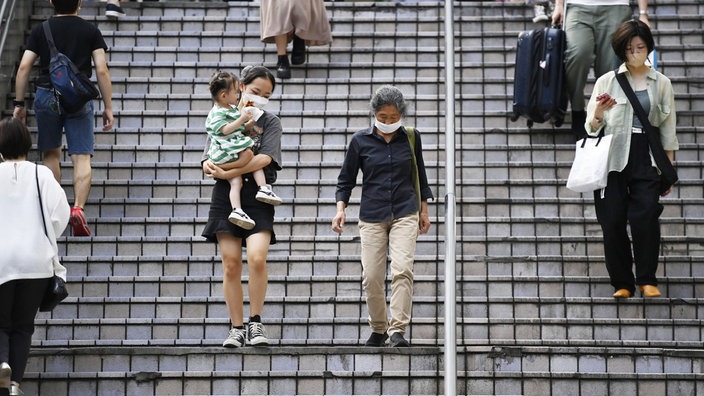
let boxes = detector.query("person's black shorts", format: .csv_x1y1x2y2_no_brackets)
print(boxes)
201,175,276,246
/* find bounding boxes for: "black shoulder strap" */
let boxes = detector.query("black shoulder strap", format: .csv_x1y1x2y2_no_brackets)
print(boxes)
42,20,59,58
614,70,677,185
35,163,49,238
614,71,653,131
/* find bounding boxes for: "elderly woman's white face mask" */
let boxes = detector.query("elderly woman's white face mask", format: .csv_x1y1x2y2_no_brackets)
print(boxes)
374,119,403,134
373,104,403,134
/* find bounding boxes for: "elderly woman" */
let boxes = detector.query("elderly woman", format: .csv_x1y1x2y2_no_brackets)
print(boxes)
585,19,678,298
332,85,433,347
0,118,69,396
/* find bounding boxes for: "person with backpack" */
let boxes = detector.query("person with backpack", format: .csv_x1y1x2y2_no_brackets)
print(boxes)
13,0,115,237
332,85,433,348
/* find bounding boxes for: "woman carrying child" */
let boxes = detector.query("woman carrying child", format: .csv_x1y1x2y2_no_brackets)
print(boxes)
205,71,282,230
202,66,283,347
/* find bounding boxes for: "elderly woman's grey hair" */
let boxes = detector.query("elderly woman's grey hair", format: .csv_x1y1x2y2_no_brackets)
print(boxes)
370,85,408,117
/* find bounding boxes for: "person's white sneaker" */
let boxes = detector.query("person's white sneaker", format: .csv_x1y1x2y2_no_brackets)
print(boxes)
228,208,255,230
255,185,283,206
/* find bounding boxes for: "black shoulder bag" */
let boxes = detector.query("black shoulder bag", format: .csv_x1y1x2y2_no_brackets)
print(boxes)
615,71,678,194
36,164,69,312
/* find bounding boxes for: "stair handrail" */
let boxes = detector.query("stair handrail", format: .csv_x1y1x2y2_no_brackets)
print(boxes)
443,1,458,395
0,0,18,67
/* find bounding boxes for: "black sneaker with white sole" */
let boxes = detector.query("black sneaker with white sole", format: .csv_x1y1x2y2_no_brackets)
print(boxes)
222,328,246,348
247,321,269,346
105,3,126,18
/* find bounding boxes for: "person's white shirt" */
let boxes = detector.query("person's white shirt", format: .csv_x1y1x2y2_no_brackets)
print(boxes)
0,161,69,285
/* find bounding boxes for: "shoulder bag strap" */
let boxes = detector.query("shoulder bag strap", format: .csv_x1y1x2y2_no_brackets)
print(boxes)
35,163,56,276
35,163,49,238
614,71,673,173
34,164,56,276
42,20,59,58
405,127,421,211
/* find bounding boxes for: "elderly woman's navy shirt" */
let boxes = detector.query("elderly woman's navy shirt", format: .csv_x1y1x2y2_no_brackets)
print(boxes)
335,126,433,223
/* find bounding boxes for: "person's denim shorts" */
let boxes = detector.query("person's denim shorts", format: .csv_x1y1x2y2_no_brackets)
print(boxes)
34,87,94,155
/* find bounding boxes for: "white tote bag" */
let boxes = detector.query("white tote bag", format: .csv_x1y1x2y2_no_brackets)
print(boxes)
566,134,613,193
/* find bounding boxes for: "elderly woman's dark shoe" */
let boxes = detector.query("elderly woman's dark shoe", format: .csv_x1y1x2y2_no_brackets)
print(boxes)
365,332,388,347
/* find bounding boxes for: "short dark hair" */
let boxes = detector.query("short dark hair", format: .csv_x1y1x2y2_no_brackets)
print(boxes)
240,66,276,92
611,19,655,63
0,118,32,160
52,0,81,14
208,71,238,99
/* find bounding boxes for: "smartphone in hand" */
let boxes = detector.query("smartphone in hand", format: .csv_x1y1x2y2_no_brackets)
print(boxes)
596,93,612,103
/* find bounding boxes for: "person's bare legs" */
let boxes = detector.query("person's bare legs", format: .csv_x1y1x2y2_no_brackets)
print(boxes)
228,176,243,210
42,148,62,183
71,154,92,209
218,233,245,327
244,231,271,318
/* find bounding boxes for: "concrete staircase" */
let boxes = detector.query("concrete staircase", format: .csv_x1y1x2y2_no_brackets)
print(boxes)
3,0,704,394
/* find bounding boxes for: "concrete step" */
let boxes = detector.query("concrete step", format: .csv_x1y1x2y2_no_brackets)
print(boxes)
460,345,704,396
56,253,704,279
18,344,704,395
21,346,443,396
29,315,704,349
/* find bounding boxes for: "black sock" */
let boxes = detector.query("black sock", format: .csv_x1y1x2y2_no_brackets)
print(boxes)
277,55,289,66
234,325,245,330
249,315,261,323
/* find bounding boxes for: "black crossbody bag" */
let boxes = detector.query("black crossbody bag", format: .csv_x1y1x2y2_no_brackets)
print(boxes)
36,164,69,312
614,71,678,194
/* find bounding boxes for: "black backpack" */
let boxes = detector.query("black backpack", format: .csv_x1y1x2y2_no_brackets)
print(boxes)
42,20,100,114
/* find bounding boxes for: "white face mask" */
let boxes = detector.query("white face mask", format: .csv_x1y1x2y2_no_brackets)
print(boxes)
374,119,403,135
242,93,269,108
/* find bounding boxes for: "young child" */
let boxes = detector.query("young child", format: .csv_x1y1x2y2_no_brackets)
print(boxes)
205,71,282,230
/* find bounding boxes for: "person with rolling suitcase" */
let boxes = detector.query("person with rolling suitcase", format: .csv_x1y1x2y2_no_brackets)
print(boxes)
552,0,649,138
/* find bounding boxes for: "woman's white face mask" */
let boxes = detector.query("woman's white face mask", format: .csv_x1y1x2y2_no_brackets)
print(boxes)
374,119,403,135
242,93,269,108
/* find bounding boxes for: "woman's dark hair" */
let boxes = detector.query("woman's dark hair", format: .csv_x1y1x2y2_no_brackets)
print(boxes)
611,19,655,63
208,71,238,99
52,0,81,14
0,118,32,160
240,66,276,91
370,85,408,117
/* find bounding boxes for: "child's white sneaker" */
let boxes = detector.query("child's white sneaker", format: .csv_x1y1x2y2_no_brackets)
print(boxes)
228,208,256,230
255,185,283,206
